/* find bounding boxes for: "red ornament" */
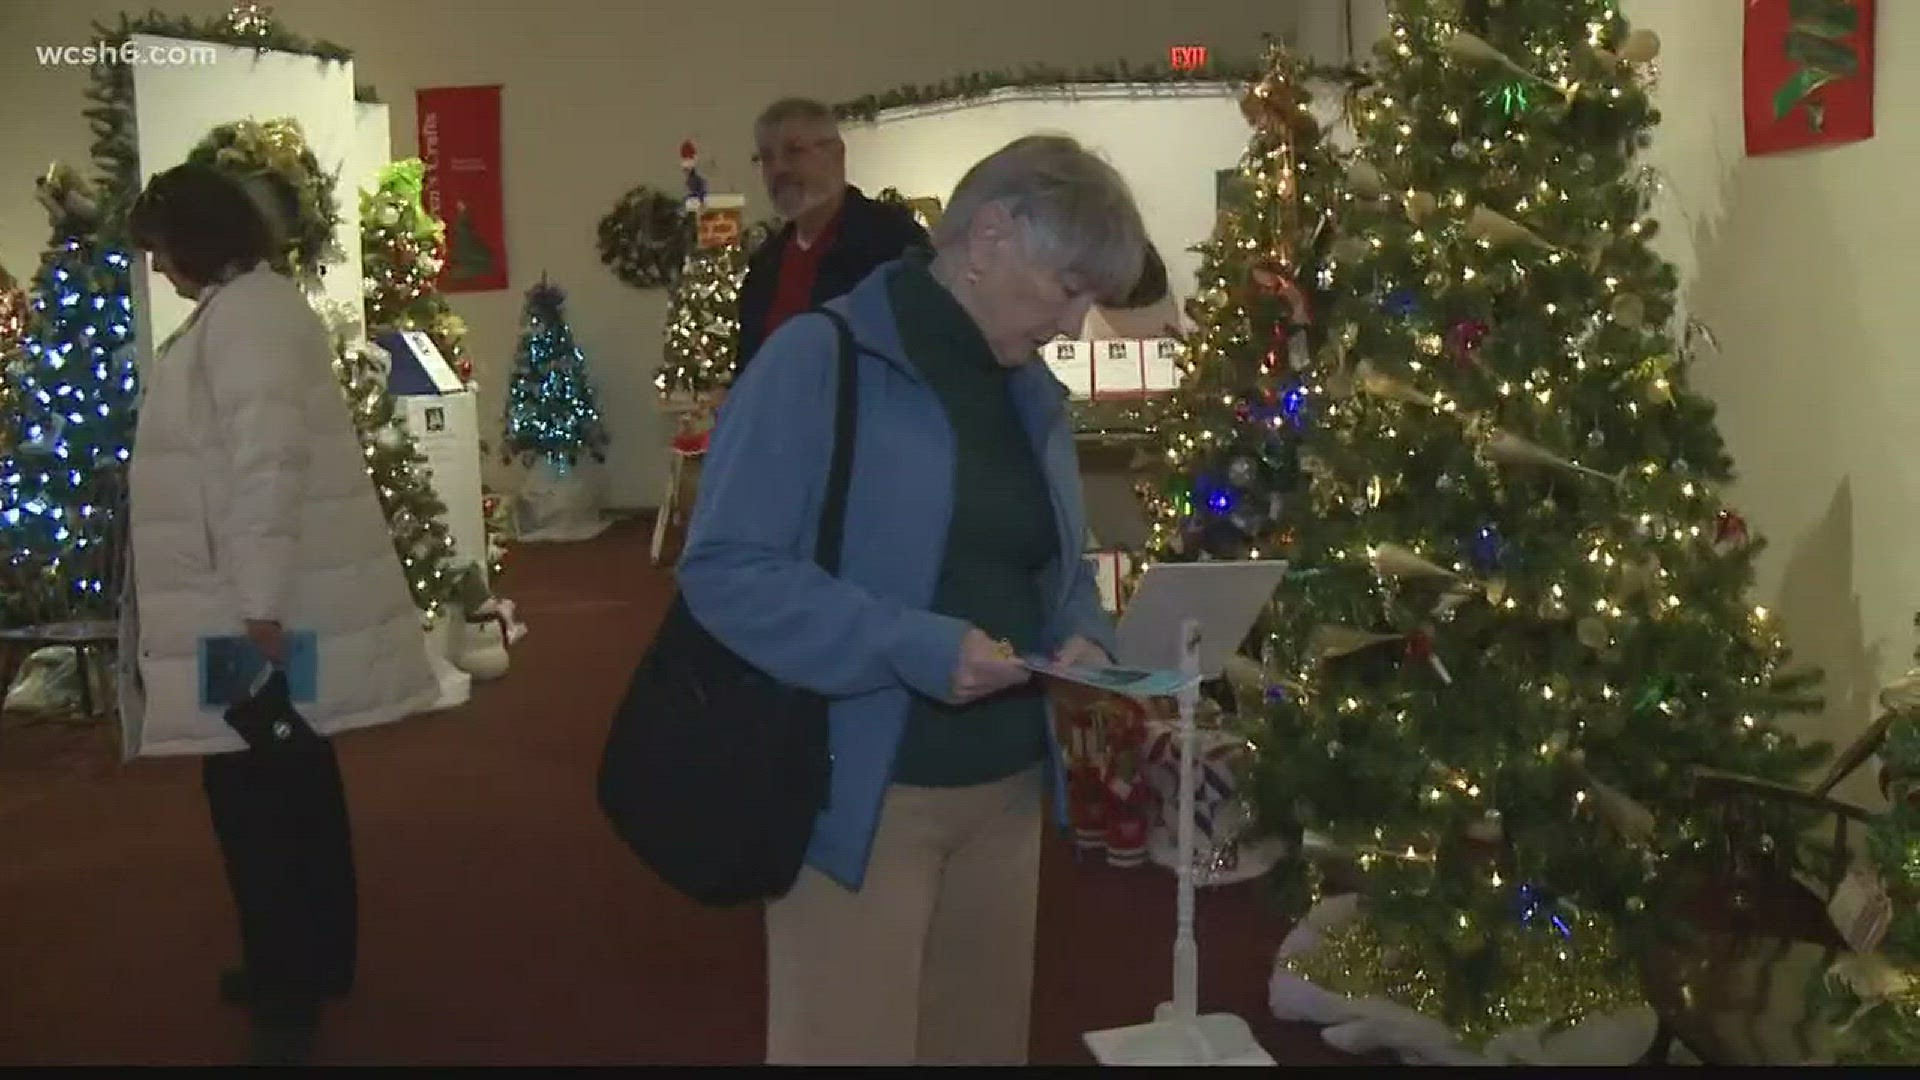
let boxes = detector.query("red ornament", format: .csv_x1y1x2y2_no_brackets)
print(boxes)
1234,400,1253,422
1714,510,1750,547
671,430,710,455
1250,262,1313,326
679,139,698,166
1404,629,1435,663
1448,318,1490,362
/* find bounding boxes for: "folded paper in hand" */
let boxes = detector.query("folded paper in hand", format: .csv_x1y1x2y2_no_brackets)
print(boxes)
1020,657,1200,699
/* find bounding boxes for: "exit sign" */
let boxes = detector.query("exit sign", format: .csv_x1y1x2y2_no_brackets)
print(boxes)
1169,44,1209,71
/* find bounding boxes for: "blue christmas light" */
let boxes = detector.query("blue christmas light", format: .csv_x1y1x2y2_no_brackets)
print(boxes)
1281,383,1309,426
1515,884,1573,938
1385,289,1419,318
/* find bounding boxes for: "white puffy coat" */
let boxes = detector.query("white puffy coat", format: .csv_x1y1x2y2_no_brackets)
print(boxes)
117,266,438,758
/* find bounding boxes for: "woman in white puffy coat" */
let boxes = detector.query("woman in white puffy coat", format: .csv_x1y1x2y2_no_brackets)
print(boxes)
119,162,439,1064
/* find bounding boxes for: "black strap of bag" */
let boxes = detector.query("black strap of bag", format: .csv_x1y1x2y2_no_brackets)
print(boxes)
597,306,864,907
813,307,860,573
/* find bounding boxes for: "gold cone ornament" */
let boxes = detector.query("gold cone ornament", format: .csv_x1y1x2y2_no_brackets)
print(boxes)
1596,28,1662,66
1354,360,1434,408
1308,625,1402,659
1369,542,1462,583
1482,429,1621,485
1346,159,1388,198
1466,206,1551,249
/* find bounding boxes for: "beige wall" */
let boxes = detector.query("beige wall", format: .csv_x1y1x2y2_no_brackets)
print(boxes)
0,0,1300,505
1293,0,1918,804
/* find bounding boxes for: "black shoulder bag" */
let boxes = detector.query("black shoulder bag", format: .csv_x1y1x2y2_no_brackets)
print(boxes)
597,308,860,906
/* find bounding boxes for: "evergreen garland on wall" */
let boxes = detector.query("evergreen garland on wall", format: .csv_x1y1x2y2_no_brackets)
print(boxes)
82,5,378,232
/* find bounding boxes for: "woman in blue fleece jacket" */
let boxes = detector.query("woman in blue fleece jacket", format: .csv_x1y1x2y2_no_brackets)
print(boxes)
676,134,1151,1065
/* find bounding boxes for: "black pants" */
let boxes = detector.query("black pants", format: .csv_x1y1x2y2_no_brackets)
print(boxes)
202,736,357,1018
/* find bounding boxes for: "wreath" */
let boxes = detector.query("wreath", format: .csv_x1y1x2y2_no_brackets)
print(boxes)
187,117,340,280
597,184,691,289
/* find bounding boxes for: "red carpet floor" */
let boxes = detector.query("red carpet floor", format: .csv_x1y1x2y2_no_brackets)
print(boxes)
0,521,1367,1065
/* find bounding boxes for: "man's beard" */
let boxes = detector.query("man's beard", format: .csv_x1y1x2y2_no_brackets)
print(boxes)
774,180,830,219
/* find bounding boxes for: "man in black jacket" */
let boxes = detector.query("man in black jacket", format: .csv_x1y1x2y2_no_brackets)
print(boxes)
736,98,929,378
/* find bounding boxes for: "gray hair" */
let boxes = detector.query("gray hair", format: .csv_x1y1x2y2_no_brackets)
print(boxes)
932,134,1148,304
754,97,839,139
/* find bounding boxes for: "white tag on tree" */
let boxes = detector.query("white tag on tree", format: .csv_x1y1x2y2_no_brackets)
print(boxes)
1829,861,1894,954
1142,338,1182,392
1045,340,1094,399
1093,340,1144,399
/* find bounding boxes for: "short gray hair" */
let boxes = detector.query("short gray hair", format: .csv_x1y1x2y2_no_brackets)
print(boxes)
754,97,839,138
932,134,1148,304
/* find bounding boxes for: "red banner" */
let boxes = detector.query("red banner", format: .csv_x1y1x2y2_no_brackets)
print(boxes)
417,85,508,291
1744,0,1875,156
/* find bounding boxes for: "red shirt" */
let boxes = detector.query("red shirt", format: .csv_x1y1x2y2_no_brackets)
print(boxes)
763,206,843,340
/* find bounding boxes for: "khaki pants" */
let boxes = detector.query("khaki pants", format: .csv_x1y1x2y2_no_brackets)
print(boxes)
765,766,1044,1065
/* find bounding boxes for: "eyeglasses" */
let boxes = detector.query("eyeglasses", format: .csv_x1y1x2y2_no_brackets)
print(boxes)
751,137,837,167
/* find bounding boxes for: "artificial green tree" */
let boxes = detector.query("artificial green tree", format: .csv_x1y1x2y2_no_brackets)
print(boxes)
1246,0,1830,1042
0,165,139,627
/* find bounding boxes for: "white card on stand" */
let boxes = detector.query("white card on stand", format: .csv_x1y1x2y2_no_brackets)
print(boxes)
1084,551,1130,613
1045,339,1094,399
1093,340,1144,399
1115,560,1290,676
1142,338,1182,392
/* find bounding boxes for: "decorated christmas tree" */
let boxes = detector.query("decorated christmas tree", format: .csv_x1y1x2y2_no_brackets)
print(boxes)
361,158,509,579
0,262,25,454
657,237,749,396
322,312,485,623
502,279,609,469
0,165,138,627
361,159,473,384
1809,621,1920,1063
1247,0,1830,1044
1137,46,1341,566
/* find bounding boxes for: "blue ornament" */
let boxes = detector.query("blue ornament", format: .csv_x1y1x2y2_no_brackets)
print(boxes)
1469,524,1504,570
1385,289,1419,318
1281,383,1309,426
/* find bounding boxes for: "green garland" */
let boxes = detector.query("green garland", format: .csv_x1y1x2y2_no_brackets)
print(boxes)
832,41,1369,122
84,7,377,233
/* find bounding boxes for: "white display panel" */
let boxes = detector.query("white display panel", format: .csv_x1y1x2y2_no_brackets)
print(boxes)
400,390,488,584
842,84,1350,329
128,34,362,365
349,101,392,203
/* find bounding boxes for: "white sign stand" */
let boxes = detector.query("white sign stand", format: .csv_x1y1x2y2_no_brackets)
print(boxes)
1084,559,1291,1067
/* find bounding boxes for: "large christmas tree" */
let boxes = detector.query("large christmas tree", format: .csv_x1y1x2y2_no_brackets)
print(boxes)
0,165,139,627
1242,0,1830,1041
502,279,609,469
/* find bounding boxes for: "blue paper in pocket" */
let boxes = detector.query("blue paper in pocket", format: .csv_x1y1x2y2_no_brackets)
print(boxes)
198,630,319,709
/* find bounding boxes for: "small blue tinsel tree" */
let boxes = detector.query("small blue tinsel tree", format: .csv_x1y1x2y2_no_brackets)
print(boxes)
501,278,609,470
